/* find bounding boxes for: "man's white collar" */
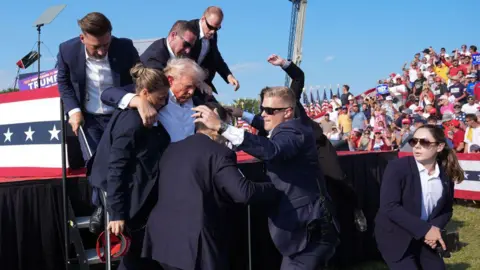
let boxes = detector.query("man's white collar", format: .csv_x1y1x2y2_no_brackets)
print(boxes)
199,20,205,39
166,39,175,58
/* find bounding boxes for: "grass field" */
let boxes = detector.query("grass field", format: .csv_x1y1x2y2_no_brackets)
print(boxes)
348,203,480,270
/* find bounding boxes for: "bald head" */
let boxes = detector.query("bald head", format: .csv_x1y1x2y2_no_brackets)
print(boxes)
204,6,224,18
200,6,223,40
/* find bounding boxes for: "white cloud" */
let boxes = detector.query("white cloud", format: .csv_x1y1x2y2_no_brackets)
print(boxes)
324,55,335,62
229,62,262,73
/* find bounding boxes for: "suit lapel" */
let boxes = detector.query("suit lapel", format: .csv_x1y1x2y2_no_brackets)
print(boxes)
408,157,424,218
77,43,87,94
108,38,121,87
190,19,202,60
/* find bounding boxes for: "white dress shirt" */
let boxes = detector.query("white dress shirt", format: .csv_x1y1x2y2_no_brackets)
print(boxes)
68,49,134,116
157,90,195,142
220,111,255,146
416,161,443,221
166,39,175,58
197,21,210,65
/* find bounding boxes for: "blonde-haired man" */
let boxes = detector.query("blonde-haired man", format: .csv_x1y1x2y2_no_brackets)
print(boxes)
194,86,339,270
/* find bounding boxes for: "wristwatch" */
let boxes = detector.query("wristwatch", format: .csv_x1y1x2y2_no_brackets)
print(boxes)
217,122,229,134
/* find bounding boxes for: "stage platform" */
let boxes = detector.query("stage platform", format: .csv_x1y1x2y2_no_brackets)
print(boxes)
0,150,399,270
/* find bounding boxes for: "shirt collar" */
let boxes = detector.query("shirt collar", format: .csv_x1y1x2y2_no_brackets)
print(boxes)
416,160,440,178
166,39,175,58
199,20,205,39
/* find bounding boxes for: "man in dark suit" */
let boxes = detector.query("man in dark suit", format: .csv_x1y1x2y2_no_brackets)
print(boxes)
188,6,240,93
140,20,197,70
229,54,367,231
100,21,217,127
57,12,139,158
194,87,339,270
57,12,139,233
87,82,170,270
144,102,278,270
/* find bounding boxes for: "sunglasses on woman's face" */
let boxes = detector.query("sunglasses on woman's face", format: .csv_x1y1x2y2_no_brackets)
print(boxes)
408,137,438,148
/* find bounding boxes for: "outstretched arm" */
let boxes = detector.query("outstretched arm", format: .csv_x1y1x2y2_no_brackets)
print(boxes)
101,85,158,127
267,54,308,122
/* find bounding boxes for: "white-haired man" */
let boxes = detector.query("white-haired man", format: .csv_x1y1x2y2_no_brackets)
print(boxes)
101,57,207,142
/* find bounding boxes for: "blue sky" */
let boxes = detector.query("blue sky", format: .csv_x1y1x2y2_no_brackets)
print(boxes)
0,0,478,103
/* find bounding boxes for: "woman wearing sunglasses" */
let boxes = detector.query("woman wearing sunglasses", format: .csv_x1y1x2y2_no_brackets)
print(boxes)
375,125,464,269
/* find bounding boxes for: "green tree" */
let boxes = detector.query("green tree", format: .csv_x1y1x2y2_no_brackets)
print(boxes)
0,88,19,94
232,98,260,114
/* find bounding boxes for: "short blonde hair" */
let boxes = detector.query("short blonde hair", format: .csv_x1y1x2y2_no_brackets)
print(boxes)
260,86,296,108
130,63,169,94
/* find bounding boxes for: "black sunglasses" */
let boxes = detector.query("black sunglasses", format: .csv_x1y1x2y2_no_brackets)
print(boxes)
178,35,194,48
261,106,289,115
408,138,438,148
205,18,221,31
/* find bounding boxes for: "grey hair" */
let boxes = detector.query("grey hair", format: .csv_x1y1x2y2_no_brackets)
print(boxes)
163,57,207,83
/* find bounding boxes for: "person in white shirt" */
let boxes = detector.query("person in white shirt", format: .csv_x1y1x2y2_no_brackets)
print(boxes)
104,58,208,143
461,96,479,114
464,114,480,153
188,6,240,93
375,124,464,269
57,12,139,161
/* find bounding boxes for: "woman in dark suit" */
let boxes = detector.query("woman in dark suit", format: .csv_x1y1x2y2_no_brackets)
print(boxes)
375,124,464,270
88,63,170,270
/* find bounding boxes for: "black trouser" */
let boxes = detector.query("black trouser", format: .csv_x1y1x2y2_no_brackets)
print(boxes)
281,206,340,270
383,240,445,270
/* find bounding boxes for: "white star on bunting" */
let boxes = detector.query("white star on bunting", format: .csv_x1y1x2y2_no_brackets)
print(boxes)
464,173,469,180
3,128,13,142
24,126,35,141
48,125,60,141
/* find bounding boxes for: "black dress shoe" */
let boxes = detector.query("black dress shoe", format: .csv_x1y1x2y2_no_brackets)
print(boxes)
354,208,368,232
89,206,104,234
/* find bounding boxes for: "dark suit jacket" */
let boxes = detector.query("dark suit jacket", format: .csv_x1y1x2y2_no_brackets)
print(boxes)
238,114,327,256
285,62,345,181
255,63,345,181
374,156,454,262
143,133,278,270
188,19,232,94
139,38,171,71
57,36,139,113
87,108,170,225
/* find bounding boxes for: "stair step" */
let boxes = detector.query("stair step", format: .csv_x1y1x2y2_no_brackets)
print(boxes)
74,216,90,229
85,248,121,265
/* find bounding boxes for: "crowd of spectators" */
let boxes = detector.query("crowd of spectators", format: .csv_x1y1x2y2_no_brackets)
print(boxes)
316,44,480,153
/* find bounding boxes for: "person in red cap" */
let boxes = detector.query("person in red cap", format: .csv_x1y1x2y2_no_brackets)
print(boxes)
395,118,413,150
370,128,392,151
447,120,466,152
